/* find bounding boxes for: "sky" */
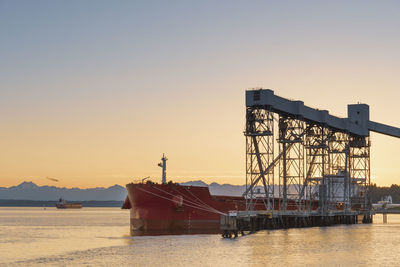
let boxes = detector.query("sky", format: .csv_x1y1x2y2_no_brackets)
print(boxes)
0,0,400,188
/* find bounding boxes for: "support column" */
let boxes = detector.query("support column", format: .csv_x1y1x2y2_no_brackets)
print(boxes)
245,107,274,211
278,116,305,211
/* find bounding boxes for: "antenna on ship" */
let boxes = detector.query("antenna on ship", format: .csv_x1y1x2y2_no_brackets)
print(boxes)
158,154,168,184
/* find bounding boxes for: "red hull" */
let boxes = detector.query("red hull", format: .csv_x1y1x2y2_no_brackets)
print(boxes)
124,182,318,234
56,203,82,209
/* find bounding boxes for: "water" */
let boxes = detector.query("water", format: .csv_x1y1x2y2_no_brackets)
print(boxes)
1,207,400,266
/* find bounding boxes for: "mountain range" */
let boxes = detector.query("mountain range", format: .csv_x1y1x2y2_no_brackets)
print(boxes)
0,181,248,201
1,181,394,203
0,182,127,201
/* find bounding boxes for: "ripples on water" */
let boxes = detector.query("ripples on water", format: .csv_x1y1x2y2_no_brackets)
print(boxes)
1,207,400,266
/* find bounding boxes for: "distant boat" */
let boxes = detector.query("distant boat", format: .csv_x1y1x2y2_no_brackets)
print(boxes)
56,198,82,209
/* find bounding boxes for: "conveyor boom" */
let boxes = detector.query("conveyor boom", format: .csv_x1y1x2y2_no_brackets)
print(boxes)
246,89,400,138
368,121,400,138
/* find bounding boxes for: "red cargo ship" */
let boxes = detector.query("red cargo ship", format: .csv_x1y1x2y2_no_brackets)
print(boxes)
123,155,317,234
123,182,313,234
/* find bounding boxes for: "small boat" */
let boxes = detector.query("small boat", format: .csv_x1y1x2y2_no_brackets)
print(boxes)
56,198,82,209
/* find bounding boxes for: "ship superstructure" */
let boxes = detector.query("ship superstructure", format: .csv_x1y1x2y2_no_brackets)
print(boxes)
56,198,82,209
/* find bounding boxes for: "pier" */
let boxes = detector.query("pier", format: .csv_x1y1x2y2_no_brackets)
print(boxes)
221,211,372,238
374,209,400,214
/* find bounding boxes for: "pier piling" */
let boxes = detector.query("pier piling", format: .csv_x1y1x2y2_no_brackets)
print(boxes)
220,211,370,238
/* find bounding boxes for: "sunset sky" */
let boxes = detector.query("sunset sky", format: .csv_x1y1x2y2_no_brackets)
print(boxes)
1,1,400,188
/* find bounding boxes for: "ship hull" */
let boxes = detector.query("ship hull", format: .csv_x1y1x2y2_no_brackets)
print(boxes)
56,203,82,209
130,218,221,235
124,182,317,235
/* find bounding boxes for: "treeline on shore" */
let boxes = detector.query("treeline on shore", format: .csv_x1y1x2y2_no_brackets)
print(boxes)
0,199,124,207
370,184,400,203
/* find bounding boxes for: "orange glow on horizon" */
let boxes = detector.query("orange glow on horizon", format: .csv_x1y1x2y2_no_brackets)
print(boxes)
1,1,400,189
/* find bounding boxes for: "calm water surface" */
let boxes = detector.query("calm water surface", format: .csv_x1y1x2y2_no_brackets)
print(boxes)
1,207,400,266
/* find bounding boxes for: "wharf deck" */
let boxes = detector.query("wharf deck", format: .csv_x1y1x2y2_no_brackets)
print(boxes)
220,210,373,238
374,209,400,214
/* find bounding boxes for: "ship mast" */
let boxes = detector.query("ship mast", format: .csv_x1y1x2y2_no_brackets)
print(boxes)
158,154,168,184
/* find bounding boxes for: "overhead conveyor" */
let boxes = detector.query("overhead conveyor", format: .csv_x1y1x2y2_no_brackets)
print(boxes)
246,89,400,138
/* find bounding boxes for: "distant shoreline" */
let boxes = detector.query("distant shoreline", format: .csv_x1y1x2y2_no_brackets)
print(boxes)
0,199,124,207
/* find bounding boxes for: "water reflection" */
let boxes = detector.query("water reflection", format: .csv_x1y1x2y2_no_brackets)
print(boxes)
2,208,400,266
131,229,221,236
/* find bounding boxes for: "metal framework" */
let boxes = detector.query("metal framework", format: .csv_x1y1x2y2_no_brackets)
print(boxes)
349,136,371,211
303,124,330,211
244,107,274,210
244,89,400,214
278,116,305,211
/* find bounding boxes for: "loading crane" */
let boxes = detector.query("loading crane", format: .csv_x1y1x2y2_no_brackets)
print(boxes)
244,89,400,215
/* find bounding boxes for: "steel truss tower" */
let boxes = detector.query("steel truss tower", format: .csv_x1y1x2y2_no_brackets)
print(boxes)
349,136,370,211
244,89,400,214
244,107,274,211
303,125,329,211
278,116,305,211
327,132,350,212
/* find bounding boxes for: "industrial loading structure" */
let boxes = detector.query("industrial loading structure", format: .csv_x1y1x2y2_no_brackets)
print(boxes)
123,88,400,236
221,89,400,237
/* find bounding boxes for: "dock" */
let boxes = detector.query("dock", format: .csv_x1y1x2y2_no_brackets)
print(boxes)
221,211,373,238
